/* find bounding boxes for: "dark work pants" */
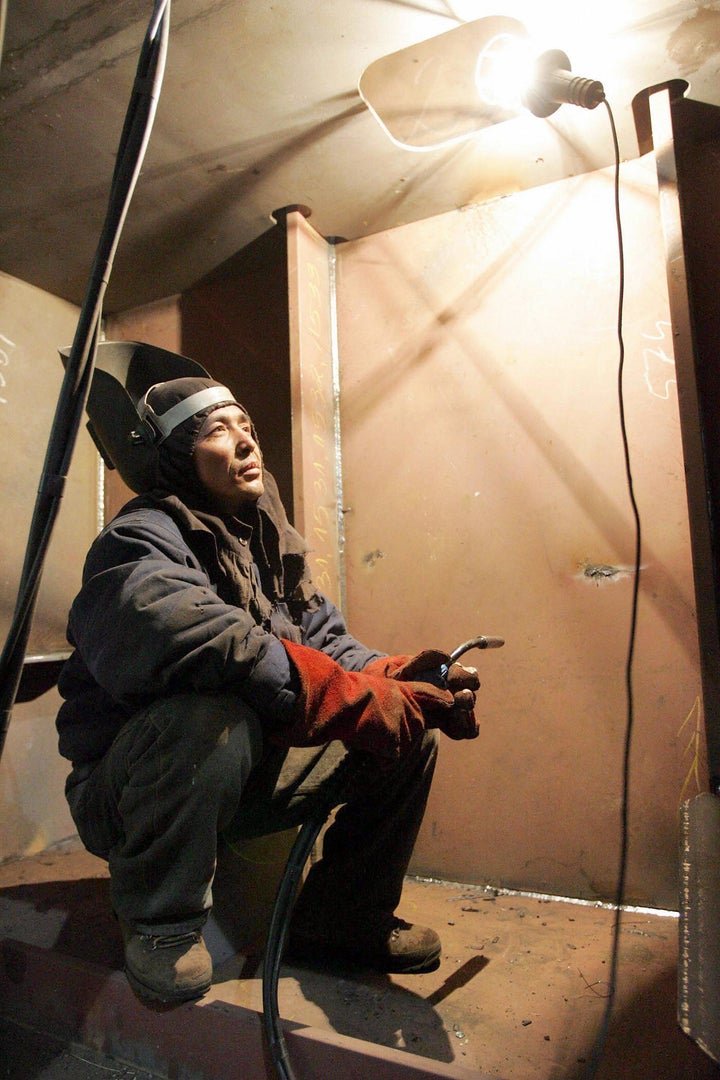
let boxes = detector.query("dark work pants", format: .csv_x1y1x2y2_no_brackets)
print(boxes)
65,693,439,936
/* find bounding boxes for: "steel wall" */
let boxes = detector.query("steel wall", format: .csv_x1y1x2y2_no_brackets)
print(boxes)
335,157,703,907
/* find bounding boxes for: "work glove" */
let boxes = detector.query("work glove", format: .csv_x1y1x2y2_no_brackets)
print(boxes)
364,649,481,741
278,639,454,758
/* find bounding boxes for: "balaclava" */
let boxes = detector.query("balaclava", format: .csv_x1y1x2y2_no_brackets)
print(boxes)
139,376,247,507
135,375,311,622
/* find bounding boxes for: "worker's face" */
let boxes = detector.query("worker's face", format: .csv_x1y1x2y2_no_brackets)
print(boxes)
193,404,264,513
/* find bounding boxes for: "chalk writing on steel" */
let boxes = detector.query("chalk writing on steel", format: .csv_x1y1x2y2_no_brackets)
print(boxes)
642,320,676,400
0,333,15,405
678,695,704,803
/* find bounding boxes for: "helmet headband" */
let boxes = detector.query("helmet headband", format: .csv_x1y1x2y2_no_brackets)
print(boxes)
138,384,237,444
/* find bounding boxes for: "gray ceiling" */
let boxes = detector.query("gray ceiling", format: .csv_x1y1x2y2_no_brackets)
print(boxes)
2,0,720,314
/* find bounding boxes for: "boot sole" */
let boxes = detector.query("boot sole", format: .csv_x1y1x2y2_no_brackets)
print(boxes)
124,963,212,1004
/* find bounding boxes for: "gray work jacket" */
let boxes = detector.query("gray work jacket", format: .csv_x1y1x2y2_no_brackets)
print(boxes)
56,479,381,765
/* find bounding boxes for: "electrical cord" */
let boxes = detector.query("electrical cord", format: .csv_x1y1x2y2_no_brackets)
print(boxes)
584,97,641,1080
0,0,171,757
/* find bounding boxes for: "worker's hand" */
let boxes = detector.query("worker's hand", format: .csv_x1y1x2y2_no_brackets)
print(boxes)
430,658,480,740
438,681,480,740
445,661,481,695
368,649,480,741
277,639,453,758
371,649,479,692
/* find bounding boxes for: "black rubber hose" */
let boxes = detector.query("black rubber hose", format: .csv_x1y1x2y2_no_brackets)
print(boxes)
262,751,364,1080
261,812,327,1080
0,0,171,757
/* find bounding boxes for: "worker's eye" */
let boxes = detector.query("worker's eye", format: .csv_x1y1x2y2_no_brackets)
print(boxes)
229,422,253,438
202,422,226,439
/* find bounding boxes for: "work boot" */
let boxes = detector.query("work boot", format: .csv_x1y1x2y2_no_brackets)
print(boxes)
119,920,212,1003
287,910,442,974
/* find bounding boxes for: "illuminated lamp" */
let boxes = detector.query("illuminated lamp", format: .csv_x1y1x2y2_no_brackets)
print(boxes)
358,16,605,152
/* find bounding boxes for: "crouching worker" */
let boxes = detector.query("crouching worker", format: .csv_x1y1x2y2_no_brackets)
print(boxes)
56,347,480,1004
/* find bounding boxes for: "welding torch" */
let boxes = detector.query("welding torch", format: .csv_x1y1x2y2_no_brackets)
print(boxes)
442,634,505,674
435,634,505,738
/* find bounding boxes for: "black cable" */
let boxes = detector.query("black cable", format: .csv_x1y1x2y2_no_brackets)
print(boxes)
0,0,171,757
262,815,325,1080
585,97,642,1080
262,752,368,1080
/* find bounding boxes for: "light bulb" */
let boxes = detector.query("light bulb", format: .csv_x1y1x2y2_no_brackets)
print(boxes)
474,32,534,111
476,36,605,118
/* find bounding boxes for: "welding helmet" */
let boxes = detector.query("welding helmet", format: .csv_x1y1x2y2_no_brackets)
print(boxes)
62,340,238,494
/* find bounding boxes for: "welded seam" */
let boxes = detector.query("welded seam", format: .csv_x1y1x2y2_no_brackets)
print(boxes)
328,241,346,615
95,450,105,535
410,876,679,918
